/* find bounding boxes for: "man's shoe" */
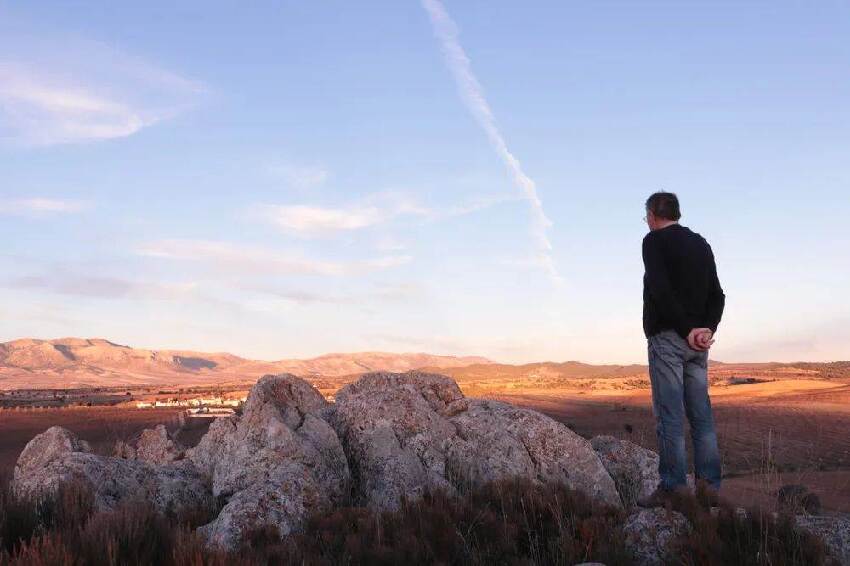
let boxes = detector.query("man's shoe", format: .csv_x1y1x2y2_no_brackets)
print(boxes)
695,482,722,507
637,486,689,508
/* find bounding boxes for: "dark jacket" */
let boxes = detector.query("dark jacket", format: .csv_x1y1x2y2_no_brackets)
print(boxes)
642,224,725,339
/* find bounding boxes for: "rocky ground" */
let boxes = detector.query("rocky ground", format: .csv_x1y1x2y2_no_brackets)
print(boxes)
8,371,850,565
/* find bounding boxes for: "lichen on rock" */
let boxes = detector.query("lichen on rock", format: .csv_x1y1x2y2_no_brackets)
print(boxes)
591,435,660,507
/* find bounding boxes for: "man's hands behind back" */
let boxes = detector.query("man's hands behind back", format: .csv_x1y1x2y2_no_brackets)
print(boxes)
687,328,715,352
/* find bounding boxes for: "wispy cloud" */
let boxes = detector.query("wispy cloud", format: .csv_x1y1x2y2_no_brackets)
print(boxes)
254,191,513,239
267,162,330,190
253,194,429,238
421,0,561,283
0,36,204,146
138,239,411,276
0,197,89,216
253,283,422,306
9,273,197,300
257,204,385,236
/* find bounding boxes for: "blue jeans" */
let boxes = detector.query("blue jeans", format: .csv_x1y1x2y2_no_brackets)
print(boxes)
648,330,722,491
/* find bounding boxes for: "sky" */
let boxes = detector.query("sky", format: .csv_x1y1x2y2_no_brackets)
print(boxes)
1,1,848,364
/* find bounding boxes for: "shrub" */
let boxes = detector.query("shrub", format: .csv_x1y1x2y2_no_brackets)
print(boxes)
275,479,631,565
0,473,835,565
671,485,829,565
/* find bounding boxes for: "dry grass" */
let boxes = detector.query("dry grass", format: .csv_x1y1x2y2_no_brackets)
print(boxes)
670,486,831,566
0,474,835,566
492,383,850,514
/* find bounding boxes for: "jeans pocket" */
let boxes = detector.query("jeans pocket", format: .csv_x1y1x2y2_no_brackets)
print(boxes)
650,331,685,361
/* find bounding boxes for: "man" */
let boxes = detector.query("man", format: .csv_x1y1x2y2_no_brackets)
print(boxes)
639,191,725,506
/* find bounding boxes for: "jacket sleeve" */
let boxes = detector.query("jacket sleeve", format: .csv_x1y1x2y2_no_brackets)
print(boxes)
642,235,693,339
704,246,725,333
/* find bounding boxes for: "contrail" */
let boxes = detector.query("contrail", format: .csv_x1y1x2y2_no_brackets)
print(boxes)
421,0,560,282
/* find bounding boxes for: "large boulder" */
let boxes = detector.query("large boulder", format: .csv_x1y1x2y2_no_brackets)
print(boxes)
796,515,850,565
188,374,350,549
136,424,184,465
591,435,660,507
188,374,349,499
198,464,324,549
331,371,465,509
12,427,212,517
186,415,237,477
623,507,691,565
332,372,621,510
13,426,91,474
449,400,622,508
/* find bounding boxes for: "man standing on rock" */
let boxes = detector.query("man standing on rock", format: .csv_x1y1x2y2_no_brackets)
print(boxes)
639,191,725,506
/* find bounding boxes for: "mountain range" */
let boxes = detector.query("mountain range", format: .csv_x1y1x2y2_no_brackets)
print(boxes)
0,338,491,390
2,337,847,391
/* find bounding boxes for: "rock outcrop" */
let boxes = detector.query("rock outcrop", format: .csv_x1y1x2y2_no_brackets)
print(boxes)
187,374,350,549
796,515,850,565
331,371,621,509
623,507,692,565
330,371,466,509
449,399,621,507
135,424,184,464
113,440,136,460
197,466,325,548
591,435,660,507
12,426,211,517
12,371,850,561
13,426,91,474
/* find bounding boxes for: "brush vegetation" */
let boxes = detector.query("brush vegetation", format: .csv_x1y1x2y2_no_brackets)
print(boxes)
0,474,830,566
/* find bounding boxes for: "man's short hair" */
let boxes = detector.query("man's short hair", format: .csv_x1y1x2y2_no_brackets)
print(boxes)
645,191,681,221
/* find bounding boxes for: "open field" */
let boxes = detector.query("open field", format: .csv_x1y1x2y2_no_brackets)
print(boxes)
0,406,201,477
492,378,850,513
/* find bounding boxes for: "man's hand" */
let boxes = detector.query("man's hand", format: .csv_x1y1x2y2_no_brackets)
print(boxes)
687,328,715,351
696,330,714,350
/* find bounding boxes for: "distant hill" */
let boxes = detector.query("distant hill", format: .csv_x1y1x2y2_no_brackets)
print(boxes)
1,337,847,391
0,338,492,390
425,359,850,393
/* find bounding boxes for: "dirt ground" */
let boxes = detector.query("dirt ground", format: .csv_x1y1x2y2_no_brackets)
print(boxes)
492,379,850,513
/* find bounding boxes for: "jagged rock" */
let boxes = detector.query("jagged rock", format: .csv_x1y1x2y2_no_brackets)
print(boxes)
198,464,324,549
12,427,212,517
591,435,659,507
136,424,184,464
13,426,91,475
187,415,237,477
449,400,621,508
14,372,641,552
190,374,350,549
623,507,691,565
331,371,464,509
191,374,349,499
332,372,621,510
796,515,850,565
113,440,136,460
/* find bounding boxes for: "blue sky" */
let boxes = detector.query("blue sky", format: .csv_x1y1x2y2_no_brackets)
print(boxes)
1,1,848,364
